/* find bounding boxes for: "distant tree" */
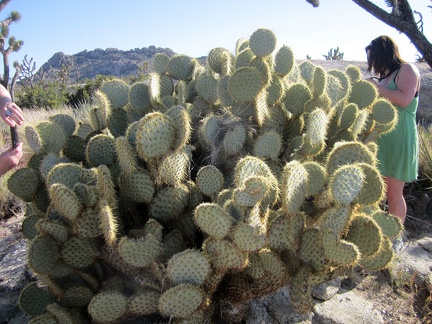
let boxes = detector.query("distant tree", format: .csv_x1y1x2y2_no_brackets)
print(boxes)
0,0,23,90
307,0,432,68
323,47,344,60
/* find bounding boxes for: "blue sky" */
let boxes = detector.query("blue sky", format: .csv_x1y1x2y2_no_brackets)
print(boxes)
4,0,432,72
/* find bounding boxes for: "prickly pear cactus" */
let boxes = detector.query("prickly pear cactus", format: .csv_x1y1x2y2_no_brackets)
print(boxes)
9,28,402,323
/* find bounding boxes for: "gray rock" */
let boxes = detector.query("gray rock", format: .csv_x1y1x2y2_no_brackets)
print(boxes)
311,278,341,301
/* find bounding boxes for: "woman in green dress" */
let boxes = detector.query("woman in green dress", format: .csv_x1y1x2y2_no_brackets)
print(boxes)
365,36,420,229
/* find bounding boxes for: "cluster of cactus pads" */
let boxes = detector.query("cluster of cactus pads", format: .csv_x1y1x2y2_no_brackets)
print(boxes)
8,28,403,323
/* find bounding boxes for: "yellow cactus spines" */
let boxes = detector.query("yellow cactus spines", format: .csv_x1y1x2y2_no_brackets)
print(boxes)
155,150,190,186
100,78,130,109
24,125,43,154
153,52,170,75
266,75,285,107
326,141,376,175
128,291,161,316
329,164,364,206
371,211,403,239
158,284,205,319
115,136,137,176
249,28,277,57
75,121,94,140
345,64,362,83
46,162,83,189
232,222,266,252
136,112,176,160
235,37,250,55
96,165,117,207
281,161,308,214
348,80,378,109
7,167,41,202
202,237,248,270
325,74,344,106
49,113,76,138
229,67,266,103
346,214,383,258
359,236,394,270
27,234,60,275
168,54,197,81
207,47,232,76
118,234,162,268
88,290,128,323
274,45,294,77
305,108,329,146
166,105,192,151
282,83,312,117
234,176,269,208
253,130,282,161
167,249,211,285
371,98,398,126
194,203,233,239
35,121,67,154
322,230,360,267
268,212,304,250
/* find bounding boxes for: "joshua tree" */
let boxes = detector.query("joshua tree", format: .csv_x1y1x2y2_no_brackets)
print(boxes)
307,0,432,68
0,0,23,90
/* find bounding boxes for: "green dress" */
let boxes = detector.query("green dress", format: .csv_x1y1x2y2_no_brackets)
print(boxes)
376,75,419,182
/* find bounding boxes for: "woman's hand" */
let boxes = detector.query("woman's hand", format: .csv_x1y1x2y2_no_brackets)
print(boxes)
1,101,24,127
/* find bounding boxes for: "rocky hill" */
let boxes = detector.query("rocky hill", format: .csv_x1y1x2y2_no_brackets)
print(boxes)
37,46,179,82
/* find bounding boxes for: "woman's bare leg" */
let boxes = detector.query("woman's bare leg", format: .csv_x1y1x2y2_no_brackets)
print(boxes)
383,176,407,224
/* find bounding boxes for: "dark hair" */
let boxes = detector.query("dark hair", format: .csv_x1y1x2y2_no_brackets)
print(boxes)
365,35,405,79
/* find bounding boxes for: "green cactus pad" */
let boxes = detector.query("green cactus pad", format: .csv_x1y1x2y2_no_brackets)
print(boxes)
196,165,224,197
167,249,211,285
60,237,96,270
274,45,294,77
207,47,232,75
249,28,276,57
149,184,189,223
303,161,327,196
312,66,327,98
371,98,397,125
156,150,190,186
27,234,60,275
348,80,378,109
7,167,41,202
202,238,248,270
49,113,76,137
168,55,196,81
253,130,282,161
21,214,44,240
75,122,94,140
223,124,246,156
219,75,237,107
25,124,43,154
136,112,175,160
19,282,56,316
46,162,83,189
235,48,254,69
88,290,128,323
346,214,383,257
100,78,130,109
36,219,69,244
86,134,117,167
49,183,82,221
345,65,362,83
322,230,360,266
229,67,265,103
128,291,161,316
299,227,326,272
119,169,155,203
158,284,204,319
153,52,170,74
326,141,375,175
75,207,103,238
282,83,312,117
35,121,67,154
196,74,219,103
290,266,313,314
268,213,304,250
371,211,403,239
234,176,268,207
281,161,308,214
232,222,266,252
118,235,162,268
194,203,233,239
318,206,353,236
63,135,87,162
353,163,385,205
359,236,393,270
339,103,359,129
329,164,364,206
